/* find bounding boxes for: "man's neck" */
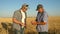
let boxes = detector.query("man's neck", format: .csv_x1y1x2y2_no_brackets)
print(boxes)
21,9,25,12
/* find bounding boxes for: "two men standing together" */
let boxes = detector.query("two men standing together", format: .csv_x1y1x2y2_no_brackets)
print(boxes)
13,4,48,34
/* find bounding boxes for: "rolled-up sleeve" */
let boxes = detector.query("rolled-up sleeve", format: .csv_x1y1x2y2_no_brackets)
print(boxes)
13,11,18,18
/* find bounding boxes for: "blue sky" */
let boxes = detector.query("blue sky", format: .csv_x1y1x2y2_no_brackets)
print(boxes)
0,0,60,17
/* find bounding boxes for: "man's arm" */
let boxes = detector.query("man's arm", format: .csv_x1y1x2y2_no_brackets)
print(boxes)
32,12,48,25
13,11,25,26
13,18,25,26
13,18,22,25
31,21,46,25
37,22,46,25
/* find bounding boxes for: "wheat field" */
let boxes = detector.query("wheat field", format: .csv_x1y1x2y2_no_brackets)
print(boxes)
0,16,60,34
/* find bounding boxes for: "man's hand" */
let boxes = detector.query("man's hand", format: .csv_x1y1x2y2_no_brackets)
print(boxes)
31,21,37,25
20,23,26,26
31,21,46,25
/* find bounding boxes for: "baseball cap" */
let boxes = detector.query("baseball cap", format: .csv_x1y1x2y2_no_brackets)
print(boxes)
36,4,43,10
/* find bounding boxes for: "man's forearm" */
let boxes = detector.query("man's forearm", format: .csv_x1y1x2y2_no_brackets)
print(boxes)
37,22,46,25
13,18,22,25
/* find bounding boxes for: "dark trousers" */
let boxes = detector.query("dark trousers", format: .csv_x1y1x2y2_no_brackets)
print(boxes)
38,32,48,34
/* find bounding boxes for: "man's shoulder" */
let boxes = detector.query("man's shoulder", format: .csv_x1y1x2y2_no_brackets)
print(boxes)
14,10,21,14
44,11,48,17
44,11,47,13
14,10,19,13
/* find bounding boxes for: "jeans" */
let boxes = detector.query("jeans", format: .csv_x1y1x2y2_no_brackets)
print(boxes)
13,28,24,34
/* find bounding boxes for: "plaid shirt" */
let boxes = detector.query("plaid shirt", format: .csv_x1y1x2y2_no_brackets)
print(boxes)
36,11,48,32
13,10,27,30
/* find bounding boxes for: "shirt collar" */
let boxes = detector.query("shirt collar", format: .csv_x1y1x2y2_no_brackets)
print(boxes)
21,10,26,13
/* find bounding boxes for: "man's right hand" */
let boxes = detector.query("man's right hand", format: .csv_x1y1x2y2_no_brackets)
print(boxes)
20,23,25,26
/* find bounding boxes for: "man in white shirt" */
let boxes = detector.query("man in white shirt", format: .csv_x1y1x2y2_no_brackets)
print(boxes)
13,4,28,34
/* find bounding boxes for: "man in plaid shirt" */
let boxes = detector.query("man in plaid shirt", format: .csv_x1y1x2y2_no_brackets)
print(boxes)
32,4,48,34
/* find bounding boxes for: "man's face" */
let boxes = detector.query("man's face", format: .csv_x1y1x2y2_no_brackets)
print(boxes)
38,8,44,13
22,7,28,12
